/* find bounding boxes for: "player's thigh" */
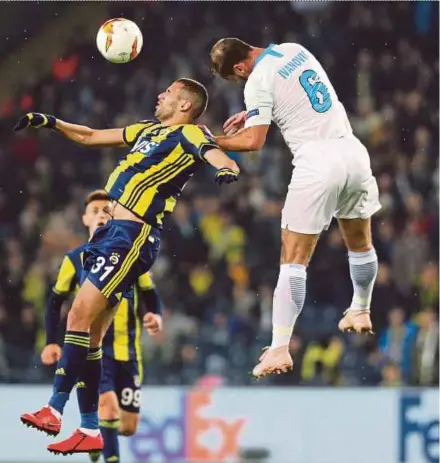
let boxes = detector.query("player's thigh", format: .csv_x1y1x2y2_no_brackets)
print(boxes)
67,279,111,331
338,218,373,253
334,139,381,227
119,410,140,436
280,228,320,266
282,145,344,236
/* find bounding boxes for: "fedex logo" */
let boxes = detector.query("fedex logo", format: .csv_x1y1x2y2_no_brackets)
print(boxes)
399,394,439,463
129,389,246,462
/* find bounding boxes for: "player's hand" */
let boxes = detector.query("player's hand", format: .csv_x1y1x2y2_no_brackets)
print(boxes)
13,112,56,131
143,313,163,336
215,166,239,185
41,344,62,365
223,111,247,136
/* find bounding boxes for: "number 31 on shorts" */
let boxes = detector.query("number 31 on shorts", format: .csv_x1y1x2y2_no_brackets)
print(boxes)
91,256,115,282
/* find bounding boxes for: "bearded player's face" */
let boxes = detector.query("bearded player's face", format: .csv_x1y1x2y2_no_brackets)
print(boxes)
154,82,183,120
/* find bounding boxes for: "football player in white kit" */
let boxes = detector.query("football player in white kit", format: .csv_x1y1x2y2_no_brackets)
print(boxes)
210,38,381,378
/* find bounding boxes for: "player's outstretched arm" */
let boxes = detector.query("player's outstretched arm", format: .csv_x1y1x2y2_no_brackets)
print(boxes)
204,148,240,185
14,112,126,147
54,120,126,147
215,125,270,153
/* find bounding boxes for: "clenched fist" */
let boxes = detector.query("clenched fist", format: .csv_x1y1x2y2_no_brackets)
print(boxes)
41,344,62,365
143,313,163,336
14,112,56,131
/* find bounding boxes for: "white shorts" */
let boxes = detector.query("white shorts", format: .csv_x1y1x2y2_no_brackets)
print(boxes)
281,137,381,234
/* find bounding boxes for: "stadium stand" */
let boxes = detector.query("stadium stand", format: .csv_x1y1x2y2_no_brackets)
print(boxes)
0,2,438,387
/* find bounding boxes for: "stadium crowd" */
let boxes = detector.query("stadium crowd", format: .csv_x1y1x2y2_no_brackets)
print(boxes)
0,2,438,387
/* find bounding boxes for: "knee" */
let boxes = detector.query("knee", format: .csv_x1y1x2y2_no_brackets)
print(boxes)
119,418,139,436
119,413,139,436
67,302,93,331
280,231,318,266
347,238,373,253
89,325,105,348
99,393,120,421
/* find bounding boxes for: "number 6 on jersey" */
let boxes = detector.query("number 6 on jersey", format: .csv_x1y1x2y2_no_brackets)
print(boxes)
299,69,332,113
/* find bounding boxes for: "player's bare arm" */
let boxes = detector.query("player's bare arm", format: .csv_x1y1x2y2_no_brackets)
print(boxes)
204,147,240,173
215,124,270,152
13,112,126,147
54,120,126,147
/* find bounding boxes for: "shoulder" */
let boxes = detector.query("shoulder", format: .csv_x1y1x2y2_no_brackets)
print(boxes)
137,271,155,290
123,119,157,146
182,124,215,144
246,65,276,95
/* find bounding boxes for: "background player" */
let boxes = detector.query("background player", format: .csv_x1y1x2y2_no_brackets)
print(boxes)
210,39,381,378
16,78,240,455
40,189,163,463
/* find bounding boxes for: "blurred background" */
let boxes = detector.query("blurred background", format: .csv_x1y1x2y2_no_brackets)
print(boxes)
0,2,438,463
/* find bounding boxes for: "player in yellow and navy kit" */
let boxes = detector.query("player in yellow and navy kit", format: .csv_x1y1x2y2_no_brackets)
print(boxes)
41,190,163,463
17,78,239,455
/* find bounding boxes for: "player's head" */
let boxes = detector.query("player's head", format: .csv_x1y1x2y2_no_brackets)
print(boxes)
82,189,112,237
210,38,255,81
154,78,208,123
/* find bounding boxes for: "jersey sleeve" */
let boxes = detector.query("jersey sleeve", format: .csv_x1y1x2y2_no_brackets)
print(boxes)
123,120,155,147
137,272,155,291
244,74,274,128
53,255,77,295
182,125,220,162
137,272,163,316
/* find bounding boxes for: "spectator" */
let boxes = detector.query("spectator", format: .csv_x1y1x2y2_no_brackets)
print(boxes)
0,1,437,386
378,307,418,383
411,308,439,386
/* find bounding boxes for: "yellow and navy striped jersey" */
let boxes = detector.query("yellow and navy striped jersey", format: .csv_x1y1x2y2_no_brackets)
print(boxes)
105,120,219,228
47,243,161,362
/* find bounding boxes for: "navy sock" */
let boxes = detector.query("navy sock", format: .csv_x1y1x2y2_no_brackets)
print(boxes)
100,419,120,463
49,331,89,414
76,347,102,430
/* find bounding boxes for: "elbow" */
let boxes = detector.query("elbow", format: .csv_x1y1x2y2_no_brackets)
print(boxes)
80,130,95,146
247,133,265,151
248,139,264,151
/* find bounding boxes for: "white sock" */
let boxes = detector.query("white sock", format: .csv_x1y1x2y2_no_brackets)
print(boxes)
47,405,62,421
79,427,100,437
271,263,307,348
348,249,378,311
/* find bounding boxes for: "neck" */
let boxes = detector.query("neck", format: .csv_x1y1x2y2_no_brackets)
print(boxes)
159,114,192,126
250,47,265,68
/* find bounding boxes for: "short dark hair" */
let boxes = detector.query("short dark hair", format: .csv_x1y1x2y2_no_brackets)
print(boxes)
176,78,208,120
85,189,111,206
210,38,253,79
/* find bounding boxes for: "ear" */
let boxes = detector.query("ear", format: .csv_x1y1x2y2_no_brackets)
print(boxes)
180,99,192,113
233,62,245,76
82,214,88,228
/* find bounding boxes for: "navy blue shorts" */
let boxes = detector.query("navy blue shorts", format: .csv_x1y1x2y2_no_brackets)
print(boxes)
100,355,142,413
82,220,161,306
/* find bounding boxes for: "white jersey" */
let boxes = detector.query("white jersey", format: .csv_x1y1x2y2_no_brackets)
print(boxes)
244,42,353,155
